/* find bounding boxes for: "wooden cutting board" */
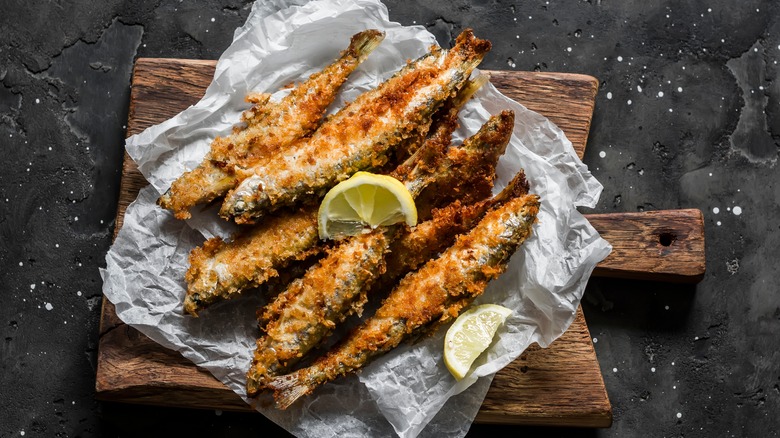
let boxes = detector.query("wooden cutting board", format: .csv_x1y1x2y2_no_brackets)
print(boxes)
96,58,706,428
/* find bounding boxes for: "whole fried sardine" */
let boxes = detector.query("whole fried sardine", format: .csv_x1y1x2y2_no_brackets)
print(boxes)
158,29,385,219
264,183,540,409
182,78,488,316
221,29,492,224
246,112,515,395
377,169,530,295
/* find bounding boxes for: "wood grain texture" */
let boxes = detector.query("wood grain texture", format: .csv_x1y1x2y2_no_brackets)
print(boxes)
97,58,617,426
589,209,706,283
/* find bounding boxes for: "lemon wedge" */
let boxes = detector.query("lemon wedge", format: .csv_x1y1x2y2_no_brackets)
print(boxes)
318,171,417,240
444,304,512,381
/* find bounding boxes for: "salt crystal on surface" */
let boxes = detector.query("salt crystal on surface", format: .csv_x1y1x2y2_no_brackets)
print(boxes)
733,206,742,215
599,151,606,158
30,284,35,290
606,92,613,99
677,412,682,419
713,207,720,214
613,367,618,372
658,91,664,97
45,303,53,311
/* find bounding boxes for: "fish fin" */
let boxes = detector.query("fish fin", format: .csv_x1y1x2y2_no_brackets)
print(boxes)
346,29,385,62
267,373,314,410
492,169,530,205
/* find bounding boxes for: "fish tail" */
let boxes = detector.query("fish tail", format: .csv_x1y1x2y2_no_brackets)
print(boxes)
267,373,315,410
346,29,385,62
452,73,488,108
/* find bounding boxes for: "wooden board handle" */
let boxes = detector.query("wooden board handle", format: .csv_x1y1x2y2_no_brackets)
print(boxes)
586,208,705,283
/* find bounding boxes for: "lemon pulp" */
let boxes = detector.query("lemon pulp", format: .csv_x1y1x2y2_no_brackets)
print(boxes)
444,304,512,380
318,171,417,240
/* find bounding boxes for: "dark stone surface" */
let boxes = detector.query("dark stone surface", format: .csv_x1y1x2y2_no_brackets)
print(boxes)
1,0,778,437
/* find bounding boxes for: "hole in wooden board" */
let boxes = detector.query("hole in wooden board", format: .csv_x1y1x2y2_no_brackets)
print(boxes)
658,232,675,247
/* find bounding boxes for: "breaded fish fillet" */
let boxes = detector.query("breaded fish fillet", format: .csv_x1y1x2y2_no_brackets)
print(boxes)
158,29,385,219
377,170,530,295
221,29,492,224
182,79,488,316
246,112,515,395
264,185,540,409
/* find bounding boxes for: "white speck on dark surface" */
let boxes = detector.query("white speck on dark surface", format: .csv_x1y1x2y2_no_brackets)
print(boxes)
613,367,618,373
637,85,643,92
627,99,632,105
713,207,720,214
677,412,682,419
617,55,623,62
732,206,742,215
593,337,598,343
44,302,53,311
717,221,722,226
658,91,664,97
35,98,40,104
599,151,607,158
607,92,613,99
651,367,656,372
726,259,739,275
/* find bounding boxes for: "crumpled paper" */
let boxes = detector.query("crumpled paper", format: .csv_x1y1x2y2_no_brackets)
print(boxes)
101,0,613,437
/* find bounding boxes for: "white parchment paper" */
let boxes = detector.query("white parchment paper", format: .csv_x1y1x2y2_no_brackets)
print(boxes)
101,0,613,437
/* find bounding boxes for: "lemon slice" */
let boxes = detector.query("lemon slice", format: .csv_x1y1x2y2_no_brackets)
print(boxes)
444,304,513,381
318,171,417,240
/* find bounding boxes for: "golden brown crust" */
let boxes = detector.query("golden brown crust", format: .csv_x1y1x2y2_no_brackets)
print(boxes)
159,30,386,219
265,192,540,408
183,207,321,316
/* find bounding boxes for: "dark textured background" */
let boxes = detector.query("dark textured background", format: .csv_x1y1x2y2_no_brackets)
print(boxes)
1,0,779,437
